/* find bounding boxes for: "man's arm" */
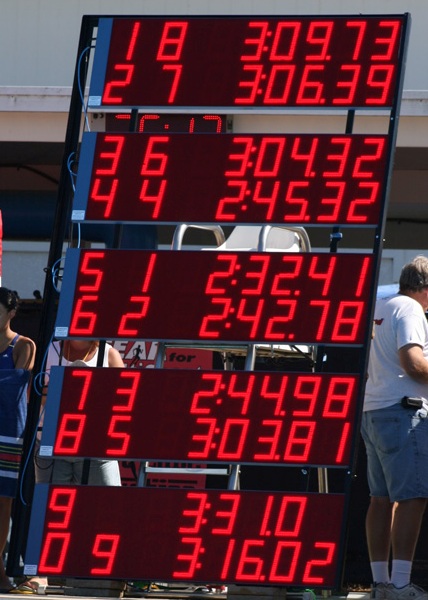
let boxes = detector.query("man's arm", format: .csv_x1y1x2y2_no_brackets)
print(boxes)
399,343,428,383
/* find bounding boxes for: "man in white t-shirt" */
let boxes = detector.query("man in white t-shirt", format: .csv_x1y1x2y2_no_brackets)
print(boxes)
362,256,428,600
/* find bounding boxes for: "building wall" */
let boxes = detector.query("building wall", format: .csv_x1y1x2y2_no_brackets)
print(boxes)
0,0,427,296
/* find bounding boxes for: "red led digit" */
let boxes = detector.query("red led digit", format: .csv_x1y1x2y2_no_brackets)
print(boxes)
283,422,316,461
259,495,275,536
112,371,141,411
265,299,298,340
125,22,140,61
355,256,371,297
264,66,295,104
347,182,379,222
308,256,336,296
269,542,300,582
241,22,269,60
242,256,270,294
366,65,394,105
235,541,265,580
254,137,285,176
225,137,253,176
253,420,282,461
335,423,351,464
205,255,238,294
323,377,355,417
47,488,77,529
118,296,151,336
323,138,351,177
296,65,324,104
106,415,131,455
179,492,208,534
91,535,120,575
291,136,318,177
318,182,345,222
260,375,288,416
292,376,321,417
38,533,71,573
90,178,119,218
283,181,309,221
157,21,187,60
217,418,250,460
270,22,300,61
276,496,306,536
227,373,255,415
140,136,169,175
252,180,281,220
236,298,265,338
188,418,216,458
346,20,366,61
54,415,86,454
216,181,247,220
212,493,240,535
190,373,223,414
69,296,98,335
310,300,330,341
235,64,264,104
102,65,134,104
373,21,400,60
353,138,385,177
173,537,204,578
199,298,232,338
270,255,303,294
203,115,223,132
332,65,360,105
139,114,159,131
78,251,105,292
306,22,333,60
139,178,167,218
71,369,92,410
141,252,157,292
303,543,336,584
331,301,364,341
95,136,124,175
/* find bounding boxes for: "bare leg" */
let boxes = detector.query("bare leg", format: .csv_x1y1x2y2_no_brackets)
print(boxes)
366,496,394,561
391,498,427,560
0,496,13,589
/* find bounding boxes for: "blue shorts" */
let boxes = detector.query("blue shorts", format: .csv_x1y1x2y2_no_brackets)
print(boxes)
361,402,428,502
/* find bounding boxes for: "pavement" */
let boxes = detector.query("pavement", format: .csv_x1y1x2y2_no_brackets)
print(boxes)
0,588,368,600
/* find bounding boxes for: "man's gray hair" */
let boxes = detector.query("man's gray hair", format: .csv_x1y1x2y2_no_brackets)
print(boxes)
399,255,428,291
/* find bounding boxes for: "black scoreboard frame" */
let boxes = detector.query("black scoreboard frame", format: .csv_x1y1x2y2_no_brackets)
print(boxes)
8,13,410,591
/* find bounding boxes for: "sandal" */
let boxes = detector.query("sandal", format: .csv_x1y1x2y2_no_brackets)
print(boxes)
9,579,38,594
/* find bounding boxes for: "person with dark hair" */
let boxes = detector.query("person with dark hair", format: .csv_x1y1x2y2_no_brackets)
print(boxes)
0,288,36,591
20,339,125,594
362,256,428,600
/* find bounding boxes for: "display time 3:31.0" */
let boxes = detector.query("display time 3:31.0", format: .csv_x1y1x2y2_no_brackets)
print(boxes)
26,485,346,587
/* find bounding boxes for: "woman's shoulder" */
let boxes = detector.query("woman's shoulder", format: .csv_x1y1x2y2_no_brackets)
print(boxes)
13,333,36,369
107,344,125,367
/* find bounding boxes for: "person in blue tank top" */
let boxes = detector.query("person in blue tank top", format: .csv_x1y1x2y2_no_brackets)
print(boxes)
0,288,35,592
